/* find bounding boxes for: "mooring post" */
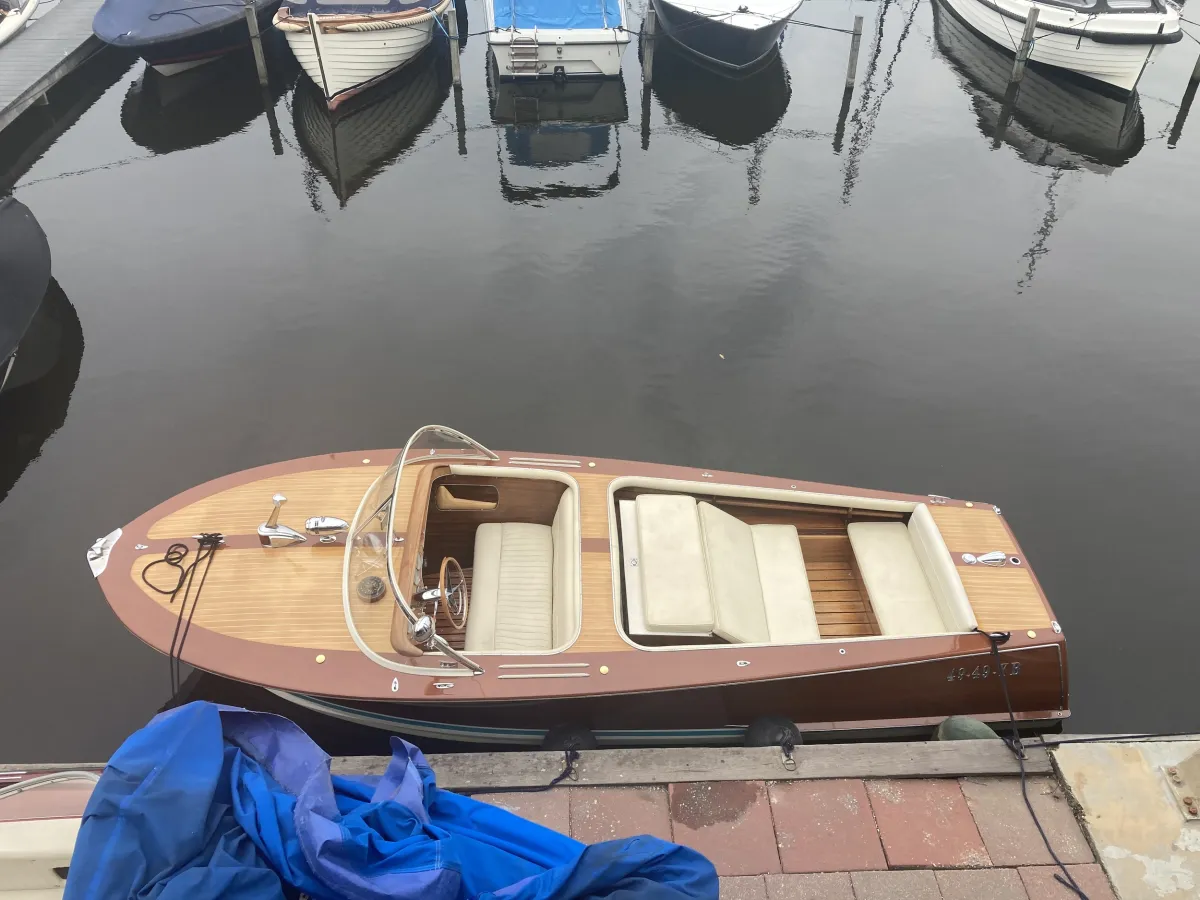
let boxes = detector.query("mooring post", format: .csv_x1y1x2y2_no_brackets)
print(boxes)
641,5,657,86
454,84,467,154
244,0,269,87
1169,76,1198,148
844,15,863,90
1009,7,1039,87
446,4,462,86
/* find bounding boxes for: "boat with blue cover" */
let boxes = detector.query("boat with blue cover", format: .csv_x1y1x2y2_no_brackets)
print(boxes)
93,0,281,75
486,0,628,79
274,0,451,109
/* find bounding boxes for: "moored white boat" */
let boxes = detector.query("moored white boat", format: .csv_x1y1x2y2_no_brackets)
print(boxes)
0,0,39,48
485,0,629,79
274,0,451,109
650,0,801,74
938,0,1181,94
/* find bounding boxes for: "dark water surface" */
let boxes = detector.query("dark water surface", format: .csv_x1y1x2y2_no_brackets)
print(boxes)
3,0,1199,762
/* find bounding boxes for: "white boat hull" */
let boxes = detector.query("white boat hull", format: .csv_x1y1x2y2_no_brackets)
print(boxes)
150,56,220,76
0,0,38,48
280,1,448,105
486,29,629,78
939,0,1179,93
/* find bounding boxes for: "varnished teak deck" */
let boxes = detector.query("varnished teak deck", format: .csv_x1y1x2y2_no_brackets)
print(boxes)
131,460,1053,655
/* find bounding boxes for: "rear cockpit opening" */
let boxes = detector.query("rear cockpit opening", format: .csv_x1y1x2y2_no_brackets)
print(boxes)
613,483,976,649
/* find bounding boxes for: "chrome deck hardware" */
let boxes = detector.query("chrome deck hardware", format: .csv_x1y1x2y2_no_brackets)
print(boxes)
258,494,307,548
962,551,1007,566
305,516,349,536
409,615,437,650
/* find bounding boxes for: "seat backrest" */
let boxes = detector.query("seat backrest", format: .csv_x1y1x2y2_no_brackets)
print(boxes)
907,504,977,633
697,502,770,644
848,521,946,636
551,489,578,648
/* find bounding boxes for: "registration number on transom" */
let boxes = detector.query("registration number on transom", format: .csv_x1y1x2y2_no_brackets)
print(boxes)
946,662,1020,682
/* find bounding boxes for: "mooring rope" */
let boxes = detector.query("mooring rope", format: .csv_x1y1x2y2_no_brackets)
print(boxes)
978,628,1090,900
141,533,224,700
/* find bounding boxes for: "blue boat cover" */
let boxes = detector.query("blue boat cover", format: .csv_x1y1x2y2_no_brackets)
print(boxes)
64,702,718,900
93,0,275,47
493,0,621,33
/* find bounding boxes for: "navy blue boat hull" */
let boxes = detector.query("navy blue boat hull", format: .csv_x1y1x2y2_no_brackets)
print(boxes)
650,0,786,73
138,3,279,70
94,0,280,71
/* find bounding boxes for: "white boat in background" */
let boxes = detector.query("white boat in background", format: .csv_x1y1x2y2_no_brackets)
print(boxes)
0,0,39,48
0,770,98,896
650,0,800,73
274,0,451,109
486,0,628,79
938,0,1181,94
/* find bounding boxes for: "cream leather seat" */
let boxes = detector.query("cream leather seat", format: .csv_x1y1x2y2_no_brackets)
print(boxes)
848,507,976,637
622,494,821,644
465,491,577,652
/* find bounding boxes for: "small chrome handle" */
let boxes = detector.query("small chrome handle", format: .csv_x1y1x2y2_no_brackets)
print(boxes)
305,515,349,536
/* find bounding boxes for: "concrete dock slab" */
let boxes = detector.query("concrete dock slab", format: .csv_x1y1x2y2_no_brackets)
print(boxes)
1055,741,1200,899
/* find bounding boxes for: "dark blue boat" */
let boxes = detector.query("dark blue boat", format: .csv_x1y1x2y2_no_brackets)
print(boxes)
93,0,281,75
0,196,52,396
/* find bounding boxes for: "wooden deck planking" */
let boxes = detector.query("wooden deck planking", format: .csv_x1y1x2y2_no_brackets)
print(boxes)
575,551,630,652
574,472,618,540
149,465,393,538
929,505,1018,552
958,566,1052,632
0,0,109,134
132,547,395,652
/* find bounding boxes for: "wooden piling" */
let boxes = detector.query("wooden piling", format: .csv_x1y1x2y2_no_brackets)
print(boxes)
845,15,863,90
445,4,462,87
1008,7,1039,87
453,84,467,155
243,0,270,87
641,6,657,86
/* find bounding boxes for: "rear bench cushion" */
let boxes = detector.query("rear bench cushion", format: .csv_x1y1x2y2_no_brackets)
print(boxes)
848,521,946,637
465,522,554,652
697,502,770,644
634,494,714,634
751,524,821,643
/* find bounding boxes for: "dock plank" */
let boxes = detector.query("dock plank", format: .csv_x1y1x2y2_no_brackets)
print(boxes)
0,0,109,134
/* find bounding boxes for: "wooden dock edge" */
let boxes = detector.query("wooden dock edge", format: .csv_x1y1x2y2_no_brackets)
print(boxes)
2,739,1052,791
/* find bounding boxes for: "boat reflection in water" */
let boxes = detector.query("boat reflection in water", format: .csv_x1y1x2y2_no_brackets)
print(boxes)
648,37,790,147
489,71,628,204
0,279,84,505
121,33,298,154
933,0,1143,171
293,44,449,207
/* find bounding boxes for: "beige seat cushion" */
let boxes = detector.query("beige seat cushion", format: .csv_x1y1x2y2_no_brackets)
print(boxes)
752,524,821,643
697,502,770,644
634,494,714,634
848,521,945,637
550,491,577,648
465,522,554,652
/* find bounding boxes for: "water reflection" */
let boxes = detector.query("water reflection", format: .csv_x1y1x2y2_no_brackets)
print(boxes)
0,280,84,504
933,0,1143,170
649,39,790,147
121,35,298,155
489,74,628,204
293,46,449,208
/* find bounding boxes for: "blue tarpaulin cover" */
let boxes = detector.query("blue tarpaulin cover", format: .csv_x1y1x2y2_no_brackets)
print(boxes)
93,0,276,48
492,0,622,33
64,702,718,900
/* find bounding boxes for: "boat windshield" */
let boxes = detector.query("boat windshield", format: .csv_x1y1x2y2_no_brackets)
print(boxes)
344,426,497,675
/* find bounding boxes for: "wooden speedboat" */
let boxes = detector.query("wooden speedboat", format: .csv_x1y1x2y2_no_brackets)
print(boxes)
88,425,1070,746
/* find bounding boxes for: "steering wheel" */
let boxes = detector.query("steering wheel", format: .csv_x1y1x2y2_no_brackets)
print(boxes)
439,557,469,630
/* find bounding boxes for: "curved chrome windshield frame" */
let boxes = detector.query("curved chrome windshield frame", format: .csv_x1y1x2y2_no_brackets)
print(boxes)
384,425,497,674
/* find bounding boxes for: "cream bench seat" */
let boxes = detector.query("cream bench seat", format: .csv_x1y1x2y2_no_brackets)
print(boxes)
847,506,976,637
620,494,821,644
464,491,577,652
